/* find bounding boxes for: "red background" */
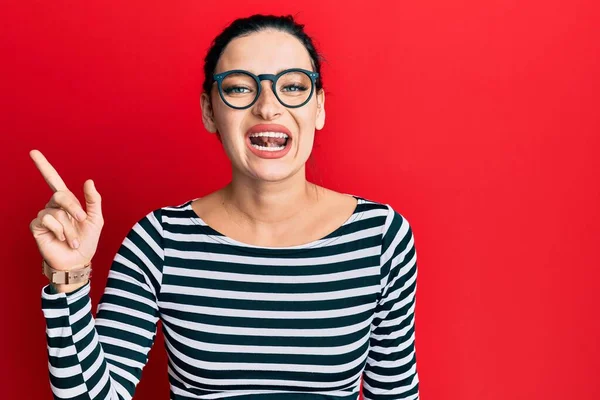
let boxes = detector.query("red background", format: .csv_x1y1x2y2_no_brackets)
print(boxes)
1,1,599,399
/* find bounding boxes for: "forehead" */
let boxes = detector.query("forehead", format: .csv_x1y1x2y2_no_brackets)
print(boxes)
216,29,313,74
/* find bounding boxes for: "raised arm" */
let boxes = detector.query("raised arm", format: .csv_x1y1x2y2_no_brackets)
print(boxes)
41,209,164,399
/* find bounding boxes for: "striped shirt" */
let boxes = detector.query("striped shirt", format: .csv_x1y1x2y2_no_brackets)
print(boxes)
41,195,419,400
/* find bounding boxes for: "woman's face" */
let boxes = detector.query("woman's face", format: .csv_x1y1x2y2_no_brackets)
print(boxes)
201,29,325,183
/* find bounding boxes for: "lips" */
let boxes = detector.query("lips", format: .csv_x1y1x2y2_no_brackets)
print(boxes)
245,123,293,159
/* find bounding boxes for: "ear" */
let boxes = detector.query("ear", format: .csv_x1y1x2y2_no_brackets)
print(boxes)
201,92,218,133
315,88,326,130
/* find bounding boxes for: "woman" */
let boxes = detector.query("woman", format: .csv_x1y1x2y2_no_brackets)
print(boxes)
30,14,419,400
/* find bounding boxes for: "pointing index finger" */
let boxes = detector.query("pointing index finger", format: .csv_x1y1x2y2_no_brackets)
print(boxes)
29,149,69,193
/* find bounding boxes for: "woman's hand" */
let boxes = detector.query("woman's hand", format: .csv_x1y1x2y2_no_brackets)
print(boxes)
29,150,104,274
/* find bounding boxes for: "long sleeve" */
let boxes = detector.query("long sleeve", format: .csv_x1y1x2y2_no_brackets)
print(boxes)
362,206,419,400
41,209,164,400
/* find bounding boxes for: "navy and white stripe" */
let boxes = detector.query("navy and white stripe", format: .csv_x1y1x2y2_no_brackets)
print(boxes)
42,195,419,399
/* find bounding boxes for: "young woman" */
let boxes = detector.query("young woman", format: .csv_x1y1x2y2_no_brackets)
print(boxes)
30,14,419,400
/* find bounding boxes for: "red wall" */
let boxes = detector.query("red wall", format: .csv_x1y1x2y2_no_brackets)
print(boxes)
1,1,599,399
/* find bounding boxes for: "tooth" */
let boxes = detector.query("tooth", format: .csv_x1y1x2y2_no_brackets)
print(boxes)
249,131,289,138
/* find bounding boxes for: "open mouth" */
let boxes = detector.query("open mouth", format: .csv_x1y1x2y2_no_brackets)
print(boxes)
248,132,290,152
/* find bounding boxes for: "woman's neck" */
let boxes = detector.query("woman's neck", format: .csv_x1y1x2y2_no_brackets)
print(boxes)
221,172,323,230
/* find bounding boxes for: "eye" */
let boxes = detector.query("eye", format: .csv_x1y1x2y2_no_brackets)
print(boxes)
223,86,252,95
282,84,308,92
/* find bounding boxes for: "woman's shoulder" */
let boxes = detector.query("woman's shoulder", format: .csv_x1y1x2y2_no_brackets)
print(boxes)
314,187,411,233
342,191,413,234
335,190,397,218
130,197,199,228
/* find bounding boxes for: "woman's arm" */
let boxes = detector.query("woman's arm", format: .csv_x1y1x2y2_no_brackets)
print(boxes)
41,209,164,400
362,206,419,400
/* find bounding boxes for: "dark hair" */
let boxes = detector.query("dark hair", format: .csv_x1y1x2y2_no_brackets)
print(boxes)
202,14,325,96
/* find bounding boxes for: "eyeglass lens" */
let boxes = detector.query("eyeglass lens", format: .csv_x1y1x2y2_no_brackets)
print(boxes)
220,71,313,108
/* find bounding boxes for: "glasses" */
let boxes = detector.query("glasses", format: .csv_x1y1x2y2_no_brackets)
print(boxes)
212,68,320,110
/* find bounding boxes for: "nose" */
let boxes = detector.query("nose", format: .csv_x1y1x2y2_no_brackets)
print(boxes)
252,80,284,120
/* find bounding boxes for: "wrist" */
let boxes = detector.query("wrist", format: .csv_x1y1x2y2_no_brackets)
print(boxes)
42,259,92,286
50,279,89,294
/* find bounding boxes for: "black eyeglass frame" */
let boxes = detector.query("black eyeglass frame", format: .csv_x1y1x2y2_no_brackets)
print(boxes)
212,68,320,110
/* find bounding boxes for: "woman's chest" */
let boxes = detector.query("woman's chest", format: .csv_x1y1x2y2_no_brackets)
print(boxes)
157,249,381,393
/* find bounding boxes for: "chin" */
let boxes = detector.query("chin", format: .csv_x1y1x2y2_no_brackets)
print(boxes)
252,169,294,182
248,162,302,182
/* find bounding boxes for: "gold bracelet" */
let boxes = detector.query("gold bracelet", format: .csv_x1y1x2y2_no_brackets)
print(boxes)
42,259,92,284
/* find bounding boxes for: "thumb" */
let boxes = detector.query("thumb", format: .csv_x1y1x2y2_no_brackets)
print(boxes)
83,179,103,221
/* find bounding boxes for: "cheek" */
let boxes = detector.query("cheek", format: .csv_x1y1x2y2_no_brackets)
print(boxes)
295,106,318,129
213,108,243,139
296,126,316,152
